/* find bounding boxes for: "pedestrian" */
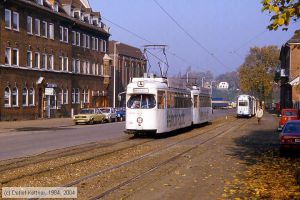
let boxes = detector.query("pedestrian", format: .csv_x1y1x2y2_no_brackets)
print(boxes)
256,106,264,124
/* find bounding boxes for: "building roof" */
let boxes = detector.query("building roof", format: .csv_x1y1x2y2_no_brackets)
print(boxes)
20,0,109,35
288,30,300,44
109,41,146,61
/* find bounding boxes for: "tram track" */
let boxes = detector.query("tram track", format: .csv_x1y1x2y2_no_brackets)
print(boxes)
0,116,236,187
59,118,246,199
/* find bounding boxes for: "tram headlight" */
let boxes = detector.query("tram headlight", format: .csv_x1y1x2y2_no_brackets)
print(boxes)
137,117,143,124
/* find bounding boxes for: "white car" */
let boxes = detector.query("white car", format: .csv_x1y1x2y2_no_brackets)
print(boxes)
98,107,117,123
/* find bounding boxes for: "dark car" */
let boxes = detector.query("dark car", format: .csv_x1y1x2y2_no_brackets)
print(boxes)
116,107,126,121
278,109,299,131
280,120,300,154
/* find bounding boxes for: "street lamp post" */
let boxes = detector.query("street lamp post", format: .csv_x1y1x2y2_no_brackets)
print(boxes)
210,80,215,95
113,41,120,108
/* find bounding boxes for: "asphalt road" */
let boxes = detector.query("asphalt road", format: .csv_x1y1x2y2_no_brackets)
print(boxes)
0,109,235,161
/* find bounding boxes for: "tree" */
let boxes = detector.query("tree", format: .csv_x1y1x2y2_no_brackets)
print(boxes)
262,0,300,30
238,46,280,102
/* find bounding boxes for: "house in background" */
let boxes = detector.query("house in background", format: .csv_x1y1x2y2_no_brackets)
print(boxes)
0,0,110,120
279,30,300,110
218,82,229,90
108,41,147,107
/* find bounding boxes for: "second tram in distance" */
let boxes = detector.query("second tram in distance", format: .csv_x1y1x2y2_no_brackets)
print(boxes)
125,75,212,135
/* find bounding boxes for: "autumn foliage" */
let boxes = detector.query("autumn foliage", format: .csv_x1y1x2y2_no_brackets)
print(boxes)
238,46,280,101
262,0,300,30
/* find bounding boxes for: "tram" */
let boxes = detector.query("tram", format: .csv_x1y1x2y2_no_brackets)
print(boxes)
190,86,212,125
126,76,192,134
125,75,212,135
236,94,256,117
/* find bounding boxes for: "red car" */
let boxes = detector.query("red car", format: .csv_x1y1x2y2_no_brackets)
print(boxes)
280,120,300,154
278,109,299,131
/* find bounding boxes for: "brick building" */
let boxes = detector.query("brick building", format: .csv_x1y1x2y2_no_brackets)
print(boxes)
279,30,300,109
0,0,111,121
108,41,147,107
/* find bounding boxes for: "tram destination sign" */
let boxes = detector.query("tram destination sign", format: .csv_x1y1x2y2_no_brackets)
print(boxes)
133,88,149,93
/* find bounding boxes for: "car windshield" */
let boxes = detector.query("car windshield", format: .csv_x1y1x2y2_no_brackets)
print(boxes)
283,111,298,116
127,94,156,109
283,123,300,134
79,109,94,114
238,101,248,106
99,108,110,113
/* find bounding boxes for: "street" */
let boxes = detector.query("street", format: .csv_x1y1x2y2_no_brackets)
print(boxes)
0,109,234,161
1,110,299,199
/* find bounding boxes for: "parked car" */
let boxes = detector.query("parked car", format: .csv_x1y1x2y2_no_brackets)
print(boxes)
278,109,299,131
98,107,117,123
73,108,106,125
279,120,300,154
116,107,126,121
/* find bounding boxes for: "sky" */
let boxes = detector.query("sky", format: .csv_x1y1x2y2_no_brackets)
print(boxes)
90,0,299,76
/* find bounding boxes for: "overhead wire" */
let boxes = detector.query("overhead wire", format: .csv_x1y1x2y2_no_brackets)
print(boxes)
152,0,229,70
102,16,208,72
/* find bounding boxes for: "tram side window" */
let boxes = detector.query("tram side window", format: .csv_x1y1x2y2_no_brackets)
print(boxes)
193,95,198,108
127,94,156,109
157,91,165,109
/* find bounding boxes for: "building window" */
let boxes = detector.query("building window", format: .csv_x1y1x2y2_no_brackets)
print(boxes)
57,89,62,109
63,57,68,71
92,37,95,50
60,26,63,41
34,52,40,68
41,21,47,37
35,19,40,36
96,64,99,75
95,38,99,51
76,32,80,46
82,34,86,48
41,54,47,69
76,60,80,73
12,12,19,31
86,61,90,74
48,23,54,39
22,88,28,106
49,55,54,70
92,63,95,75
82,62,86,74
64,27,68,43
5,9,11,29
12,49,19,66
29,88,35,106
12,87,18,107
27,51,32,67
103,40,107,52
5,48,11,65
63,89,68,104
4,87,11,107
59,56,63,70
72,88,80,104
86,35,90,49
27,16,32,34
72,31,76,45
82,89,89,103
76,89,80,103
100,40,103,52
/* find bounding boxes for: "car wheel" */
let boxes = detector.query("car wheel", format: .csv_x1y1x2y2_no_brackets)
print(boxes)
108,118,112,123
89,120,94,125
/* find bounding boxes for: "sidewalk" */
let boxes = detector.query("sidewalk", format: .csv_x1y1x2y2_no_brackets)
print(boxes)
0,118,74,134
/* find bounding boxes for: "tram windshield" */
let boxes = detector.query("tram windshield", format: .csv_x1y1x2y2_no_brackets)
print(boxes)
127,94,156,109
238,101,248,106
